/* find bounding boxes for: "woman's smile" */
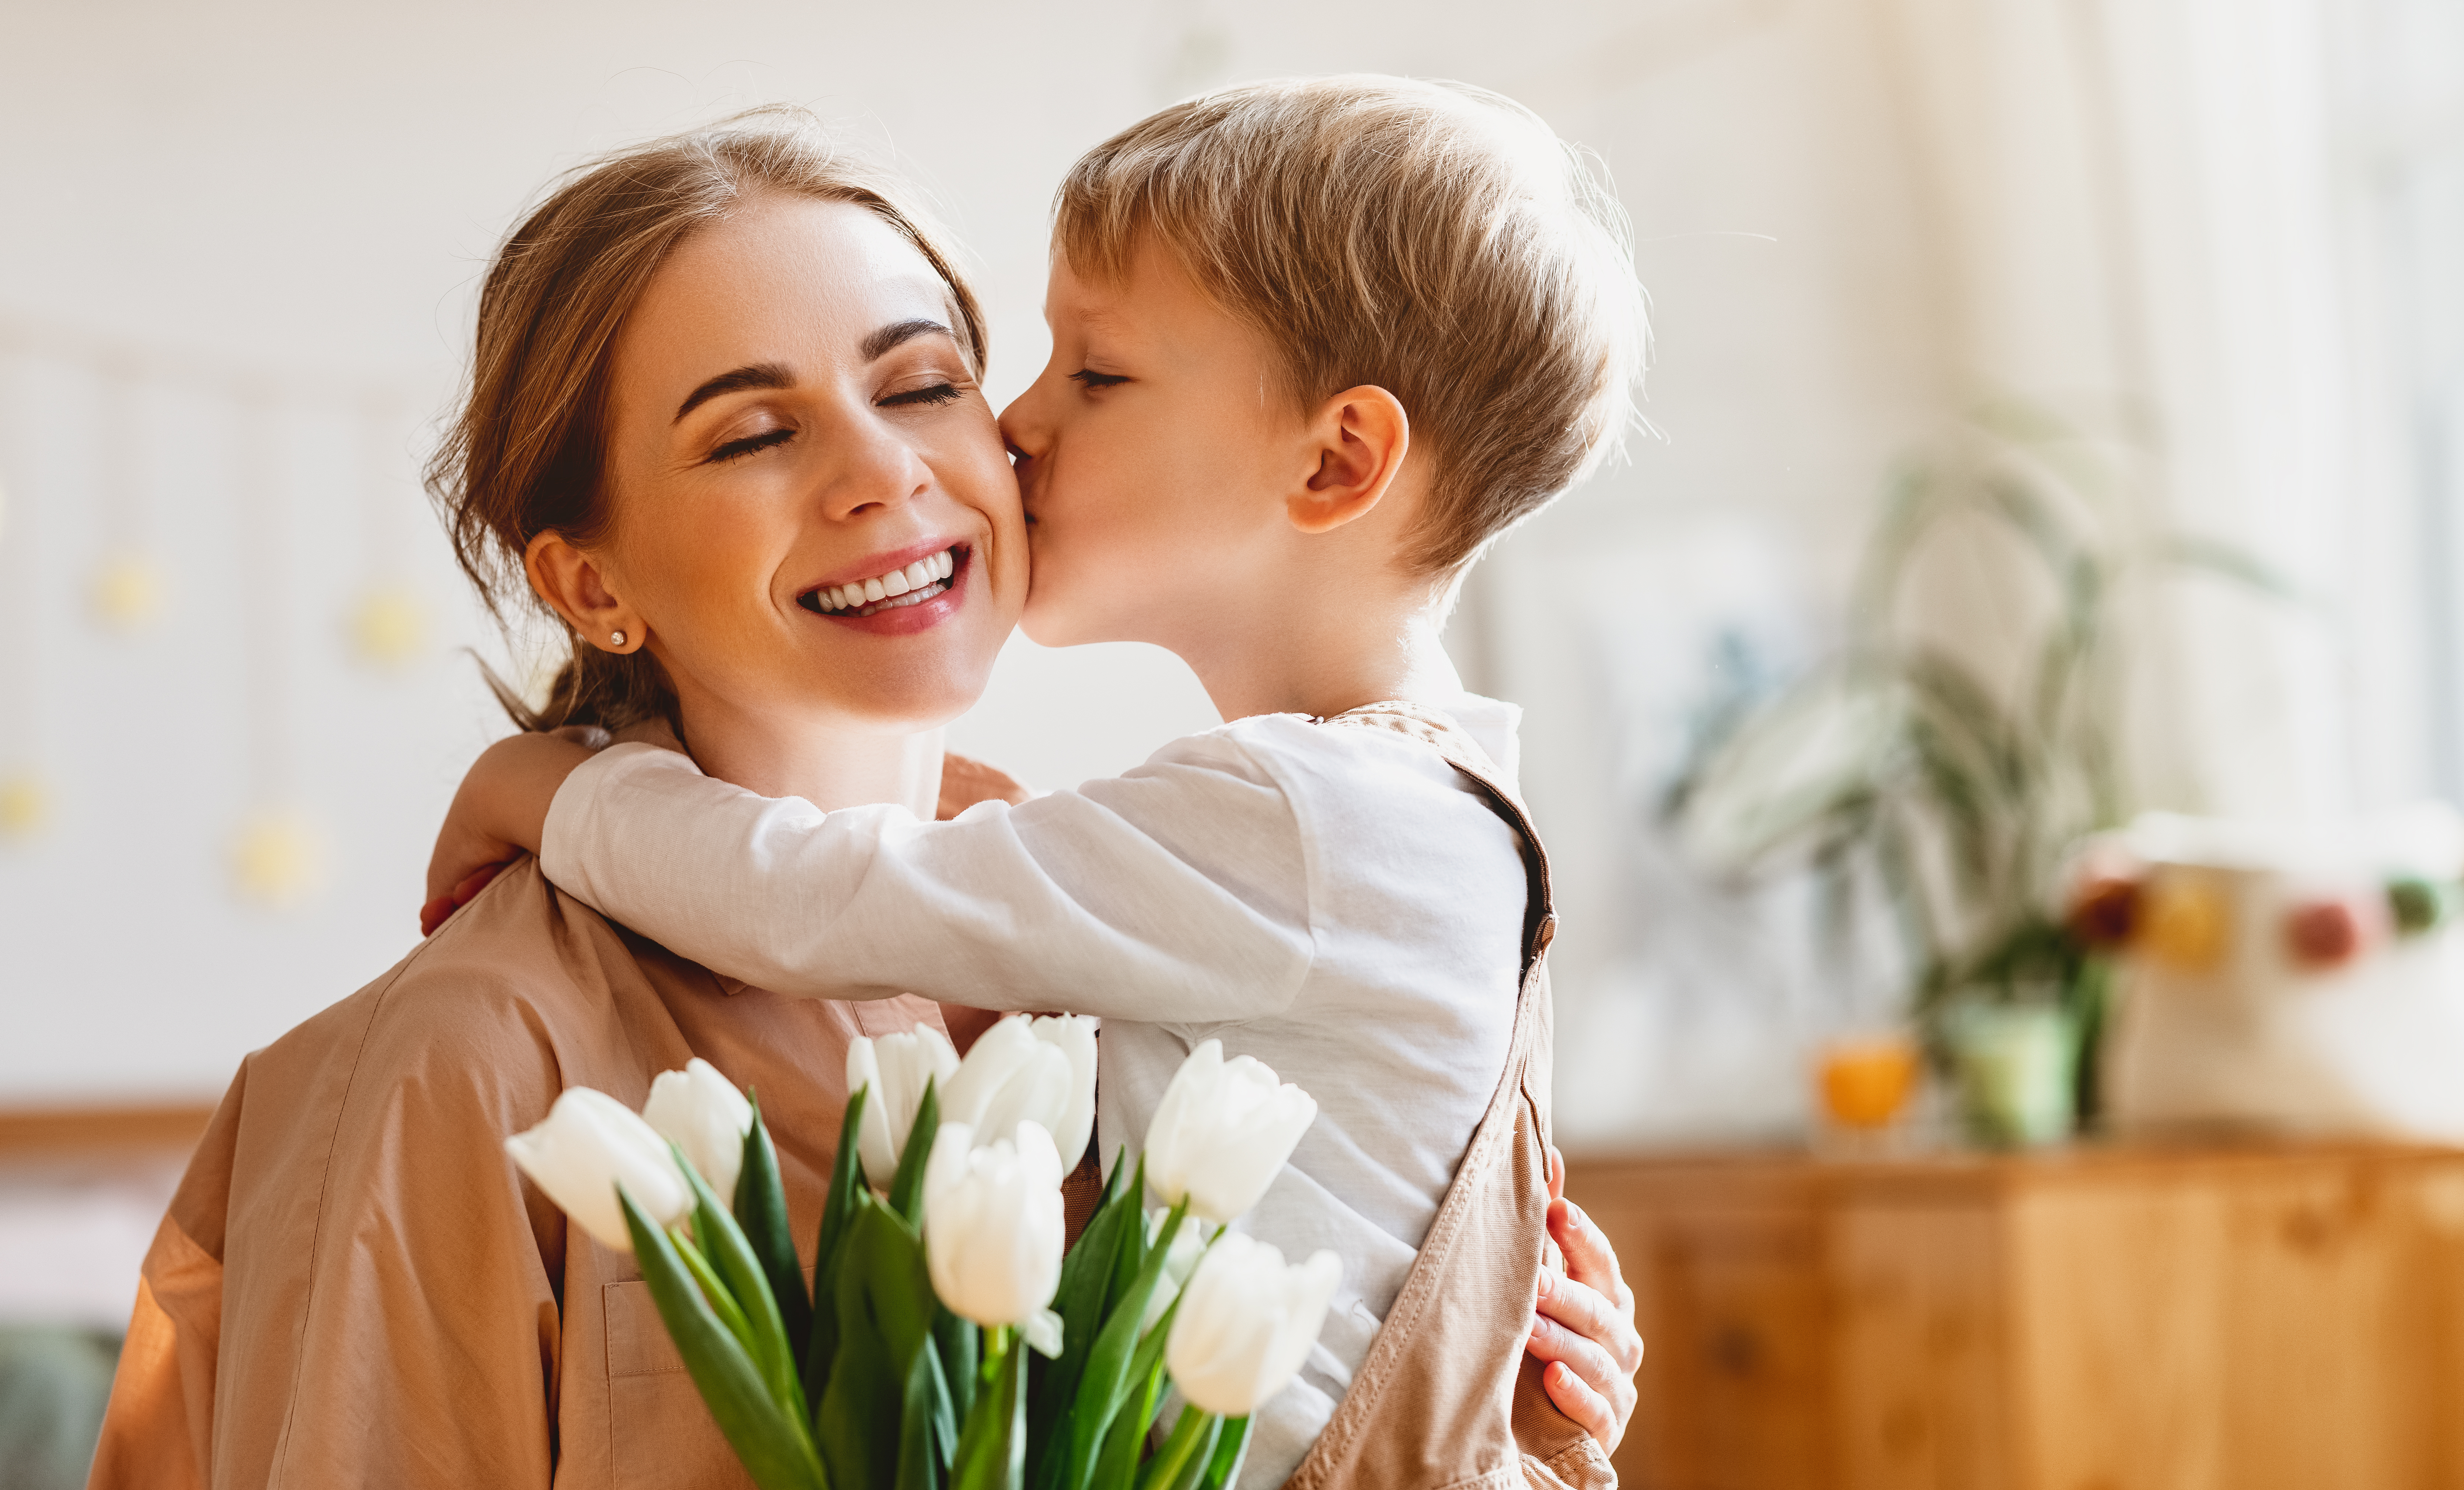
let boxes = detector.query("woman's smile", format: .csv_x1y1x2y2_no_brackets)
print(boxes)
796,540,975,635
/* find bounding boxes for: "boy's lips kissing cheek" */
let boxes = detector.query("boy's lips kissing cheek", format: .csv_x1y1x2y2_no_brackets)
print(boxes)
793,540,973,636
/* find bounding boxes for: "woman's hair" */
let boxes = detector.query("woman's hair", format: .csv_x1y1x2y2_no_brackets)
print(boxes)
426,106,988,733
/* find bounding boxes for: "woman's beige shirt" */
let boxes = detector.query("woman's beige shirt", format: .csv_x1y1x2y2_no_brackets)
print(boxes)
87,859,943,1490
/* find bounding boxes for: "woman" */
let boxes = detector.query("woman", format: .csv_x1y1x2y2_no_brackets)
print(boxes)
89,111,1635,1488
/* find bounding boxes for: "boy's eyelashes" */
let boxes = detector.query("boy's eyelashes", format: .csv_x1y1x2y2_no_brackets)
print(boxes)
1067,368,1129,390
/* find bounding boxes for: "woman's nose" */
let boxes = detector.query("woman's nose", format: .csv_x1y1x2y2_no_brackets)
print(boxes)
820,420,931,519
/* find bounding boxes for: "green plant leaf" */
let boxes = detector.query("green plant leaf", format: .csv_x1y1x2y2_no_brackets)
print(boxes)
1195,1417,1249,1490
1091,1293,1181,1490
739,1095,814,1354
938,1307,981,1427
816,1197,939,1490
1133,1407,1217,1490
680,1140,806,1423
887,1079,941,1227
897,1333,956,1490
952,1329,1025,1490
1060,1197,1187,1490
619,1186,827,1490
808,1084,873,1409
1028,1167,1139,1484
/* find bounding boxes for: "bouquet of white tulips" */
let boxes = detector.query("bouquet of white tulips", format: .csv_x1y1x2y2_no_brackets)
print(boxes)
505,1017,1335,1490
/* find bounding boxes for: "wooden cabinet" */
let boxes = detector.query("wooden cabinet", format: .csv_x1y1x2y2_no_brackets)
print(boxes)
1566,1142,2464,1490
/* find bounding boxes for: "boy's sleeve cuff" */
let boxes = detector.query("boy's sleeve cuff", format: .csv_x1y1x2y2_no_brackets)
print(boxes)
538,741,705,905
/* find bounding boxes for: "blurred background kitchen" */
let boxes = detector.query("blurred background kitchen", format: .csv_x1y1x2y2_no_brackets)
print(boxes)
5,0,2463,1485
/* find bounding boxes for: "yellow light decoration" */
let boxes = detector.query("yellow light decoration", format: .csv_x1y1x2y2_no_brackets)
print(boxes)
348,583,426,669
0,772,49,840
89,551,166,632
230,808,323,910
2140,876,2230,972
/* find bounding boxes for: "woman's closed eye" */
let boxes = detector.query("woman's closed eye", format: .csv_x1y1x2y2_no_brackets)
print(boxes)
879,381,964,409
1068,368,1128,390
709,426,796,463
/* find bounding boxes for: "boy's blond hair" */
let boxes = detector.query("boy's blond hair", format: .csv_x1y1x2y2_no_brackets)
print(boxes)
1054,75,1645,575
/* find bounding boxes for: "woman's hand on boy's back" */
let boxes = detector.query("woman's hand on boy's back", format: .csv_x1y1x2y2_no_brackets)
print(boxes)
1526,1145,1643,1452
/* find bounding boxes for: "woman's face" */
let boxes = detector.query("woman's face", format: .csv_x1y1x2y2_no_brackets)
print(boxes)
582,195,1026,738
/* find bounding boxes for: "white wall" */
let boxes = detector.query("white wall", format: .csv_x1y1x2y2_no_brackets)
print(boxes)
0,0,1987,1134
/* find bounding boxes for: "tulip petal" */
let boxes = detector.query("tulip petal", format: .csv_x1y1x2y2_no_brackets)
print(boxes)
506,1087,690,1254
644,1058,753,1206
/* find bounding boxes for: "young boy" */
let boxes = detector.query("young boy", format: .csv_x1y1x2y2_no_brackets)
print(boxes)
433,76,1645,1485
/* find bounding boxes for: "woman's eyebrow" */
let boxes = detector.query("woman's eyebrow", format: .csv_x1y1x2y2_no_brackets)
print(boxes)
674,362,795,423
862,318,954,362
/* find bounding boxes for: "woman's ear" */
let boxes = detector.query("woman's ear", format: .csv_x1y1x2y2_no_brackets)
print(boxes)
524,531,646,654
1285,385,1410,535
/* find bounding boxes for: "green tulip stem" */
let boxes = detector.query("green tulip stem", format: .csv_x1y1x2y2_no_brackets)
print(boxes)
672,1226,758,1358
1135,1407,1214,1490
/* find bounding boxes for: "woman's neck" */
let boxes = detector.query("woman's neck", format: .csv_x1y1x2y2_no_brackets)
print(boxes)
669,694,944,817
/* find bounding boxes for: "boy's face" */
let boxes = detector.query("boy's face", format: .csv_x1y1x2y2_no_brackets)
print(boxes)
998,242,1306,653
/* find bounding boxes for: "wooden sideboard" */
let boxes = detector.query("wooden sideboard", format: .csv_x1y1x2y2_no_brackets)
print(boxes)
1566,1141,2464,1490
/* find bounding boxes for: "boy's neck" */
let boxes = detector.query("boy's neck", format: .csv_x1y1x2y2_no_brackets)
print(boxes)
1175,585,1471,725
671,690,944,816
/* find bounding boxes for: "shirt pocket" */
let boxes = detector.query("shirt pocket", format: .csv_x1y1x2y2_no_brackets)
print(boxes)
602,1278,758,1490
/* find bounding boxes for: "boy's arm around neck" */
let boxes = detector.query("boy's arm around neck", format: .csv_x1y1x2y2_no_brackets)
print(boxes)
536,733,1313,1019
425,731,600,904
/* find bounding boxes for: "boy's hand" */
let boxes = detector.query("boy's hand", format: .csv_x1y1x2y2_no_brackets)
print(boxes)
938,751,1031,819
420,727,607,933
1525,1144,1642,1453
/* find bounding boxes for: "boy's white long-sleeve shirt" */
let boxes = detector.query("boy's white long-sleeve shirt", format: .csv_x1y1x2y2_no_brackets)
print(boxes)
539,699,1532,1486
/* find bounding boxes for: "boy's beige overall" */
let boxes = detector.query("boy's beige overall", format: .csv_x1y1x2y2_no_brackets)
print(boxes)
1283,705,1616,1490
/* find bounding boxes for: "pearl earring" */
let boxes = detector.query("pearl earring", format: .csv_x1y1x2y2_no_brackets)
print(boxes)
610,629,627,647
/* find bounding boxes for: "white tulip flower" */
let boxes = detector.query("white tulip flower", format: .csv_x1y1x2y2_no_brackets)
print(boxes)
1144,1040,1318,1222
505,1088,691,1254
1164,1233,1342,1417
941,1015,1098,1165
642,1058,752,1204
921,1119,1066,1333
847,1026,960,1184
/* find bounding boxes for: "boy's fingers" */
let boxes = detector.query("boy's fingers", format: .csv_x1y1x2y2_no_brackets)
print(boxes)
1547,1142,1566,1203
1540,1360,1618,1451
419,894,455,938
452,861,507,906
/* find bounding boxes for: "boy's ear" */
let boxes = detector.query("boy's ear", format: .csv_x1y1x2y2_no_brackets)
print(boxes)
1286,385,1410,535
525,531,648,656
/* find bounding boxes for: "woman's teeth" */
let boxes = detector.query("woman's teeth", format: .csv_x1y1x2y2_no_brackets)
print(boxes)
804,547,958,615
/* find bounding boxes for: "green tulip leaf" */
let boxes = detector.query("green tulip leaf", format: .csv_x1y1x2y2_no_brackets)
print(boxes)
1060,1196,1187,1490
809,1083,873,1408
887,1078,941,1227
1133,1407,1216,1490
678,1141,805,1421
951,1329,1025,1490
618,1186,827,1490
817,1197,939,1490
936,1308,980,1426
739,1095,814,1353
1195,1417,1249,1490
1028,1169,1138,1483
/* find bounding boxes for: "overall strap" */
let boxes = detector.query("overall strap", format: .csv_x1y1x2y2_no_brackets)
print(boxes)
1317,702,1558,974
1291,704,1603,1488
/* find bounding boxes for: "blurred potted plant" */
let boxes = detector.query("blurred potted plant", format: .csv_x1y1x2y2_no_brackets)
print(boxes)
1667,403,2287,1144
